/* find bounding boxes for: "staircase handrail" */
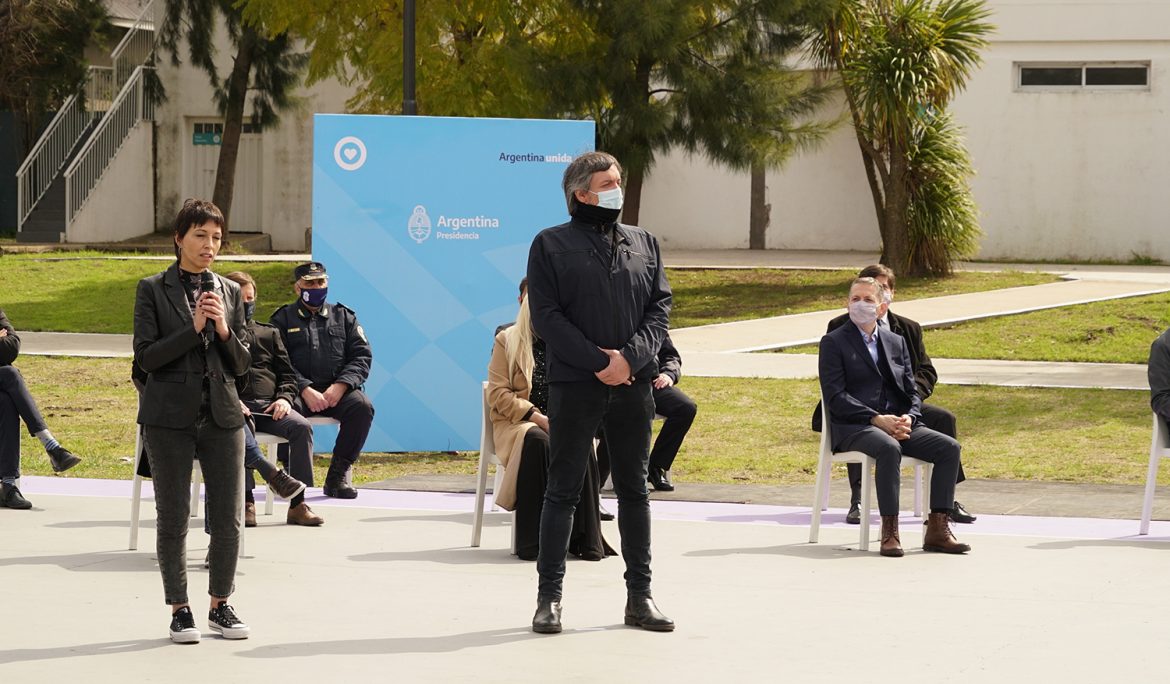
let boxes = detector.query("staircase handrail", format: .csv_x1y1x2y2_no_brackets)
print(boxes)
64,66,156,224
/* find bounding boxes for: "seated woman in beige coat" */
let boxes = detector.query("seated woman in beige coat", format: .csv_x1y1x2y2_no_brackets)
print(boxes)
488,292,614,561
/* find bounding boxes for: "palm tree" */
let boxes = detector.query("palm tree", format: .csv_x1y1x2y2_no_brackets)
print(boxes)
810,0,993,275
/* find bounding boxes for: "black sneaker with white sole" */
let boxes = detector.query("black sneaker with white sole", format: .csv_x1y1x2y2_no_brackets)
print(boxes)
208,603,250,639
169,606,201,644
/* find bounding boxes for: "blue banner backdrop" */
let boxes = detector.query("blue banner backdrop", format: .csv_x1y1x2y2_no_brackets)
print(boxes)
310,114,596,452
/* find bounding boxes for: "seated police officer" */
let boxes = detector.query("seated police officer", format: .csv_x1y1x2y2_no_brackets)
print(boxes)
270,262,374,499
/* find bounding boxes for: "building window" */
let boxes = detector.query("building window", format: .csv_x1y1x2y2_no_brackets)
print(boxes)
1017,62,1150,90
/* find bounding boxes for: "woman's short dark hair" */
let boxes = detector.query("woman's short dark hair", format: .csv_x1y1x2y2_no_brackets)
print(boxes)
172,198,225,257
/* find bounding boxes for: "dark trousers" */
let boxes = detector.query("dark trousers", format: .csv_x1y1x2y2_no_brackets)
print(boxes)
838,424,961,516
597,384,698,483
514,427,611,562
292,389,373,479
0,365,49,480
246,402,314,502
143,401,244,605
538,381,654,600
649,385,697,472
848,402,963,504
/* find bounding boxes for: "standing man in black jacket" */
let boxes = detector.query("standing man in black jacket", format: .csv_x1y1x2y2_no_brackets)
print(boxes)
1151,326,1170,425
526,151,674,634
826,264,976,525
0,309,82,509
270,262,374,500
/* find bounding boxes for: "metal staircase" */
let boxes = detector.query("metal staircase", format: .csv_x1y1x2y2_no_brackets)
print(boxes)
15,0,158,242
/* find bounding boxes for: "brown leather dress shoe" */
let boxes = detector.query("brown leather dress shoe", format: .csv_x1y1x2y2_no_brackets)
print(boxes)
244,502,257,527
879,515,903,557
286,502,324,526
267,470,307,500
924,512,971,554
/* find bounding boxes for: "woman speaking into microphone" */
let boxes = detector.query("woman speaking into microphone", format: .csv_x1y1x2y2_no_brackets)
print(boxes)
133,199,252,644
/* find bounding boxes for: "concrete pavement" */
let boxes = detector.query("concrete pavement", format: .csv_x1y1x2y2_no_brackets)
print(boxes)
4,478,1170,682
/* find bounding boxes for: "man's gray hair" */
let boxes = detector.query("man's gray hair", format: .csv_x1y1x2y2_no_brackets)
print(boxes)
562,151,622,213
851,276,887,298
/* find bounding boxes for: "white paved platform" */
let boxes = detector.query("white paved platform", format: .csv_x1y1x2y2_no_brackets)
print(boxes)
3,478,1170,683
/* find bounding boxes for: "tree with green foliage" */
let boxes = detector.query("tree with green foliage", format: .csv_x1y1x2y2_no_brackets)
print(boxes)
241,0,833,232
159,0,305,229
0,0,109,153
811,0,993,275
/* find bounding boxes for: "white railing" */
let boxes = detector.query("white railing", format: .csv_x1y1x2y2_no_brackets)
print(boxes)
65,66,156,225
111,0,158,86
15,65,115,230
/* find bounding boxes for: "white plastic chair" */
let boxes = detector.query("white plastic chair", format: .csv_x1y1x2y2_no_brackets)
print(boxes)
809,390,932,551
1139,414,1170,535
252,431,289,516
471,381,515,550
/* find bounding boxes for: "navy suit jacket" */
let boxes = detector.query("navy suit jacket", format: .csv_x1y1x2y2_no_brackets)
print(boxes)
818,321,923,451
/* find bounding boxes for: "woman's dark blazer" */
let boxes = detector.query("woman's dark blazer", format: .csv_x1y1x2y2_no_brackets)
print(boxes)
133,263,251,430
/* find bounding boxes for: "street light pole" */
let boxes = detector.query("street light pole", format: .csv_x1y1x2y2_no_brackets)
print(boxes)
403,0,417,115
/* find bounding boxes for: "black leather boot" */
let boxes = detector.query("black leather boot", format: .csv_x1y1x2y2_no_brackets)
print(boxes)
624,596,674,632
322,465,357,499
532,598,562,634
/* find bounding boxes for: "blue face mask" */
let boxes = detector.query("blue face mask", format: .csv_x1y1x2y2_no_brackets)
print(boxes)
301,287,328,308
591,187,624,210
243,301,256,321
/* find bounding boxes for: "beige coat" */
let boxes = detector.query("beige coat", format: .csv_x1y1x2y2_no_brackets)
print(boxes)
487,330,538,510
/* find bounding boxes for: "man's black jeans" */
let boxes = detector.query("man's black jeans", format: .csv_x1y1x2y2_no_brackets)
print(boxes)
0,366,49,480
538,380,655,600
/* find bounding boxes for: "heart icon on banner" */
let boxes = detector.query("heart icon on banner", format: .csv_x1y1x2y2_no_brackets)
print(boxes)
333,135,367,171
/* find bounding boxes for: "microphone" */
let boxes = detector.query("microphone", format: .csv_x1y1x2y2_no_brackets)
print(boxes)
199,272,216,336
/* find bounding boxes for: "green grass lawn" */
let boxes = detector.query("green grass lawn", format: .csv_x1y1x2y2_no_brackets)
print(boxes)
666,268,1055,328
14,358,1163,487
0,256,1055,333
0,259,310,333
782,292,1170,363
921,293,1170,363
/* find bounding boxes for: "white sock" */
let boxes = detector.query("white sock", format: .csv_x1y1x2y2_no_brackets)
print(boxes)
35,430,61,452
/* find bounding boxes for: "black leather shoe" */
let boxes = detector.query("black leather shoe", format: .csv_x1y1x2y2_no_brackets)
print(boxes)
950,500,977,524
48,446,81,473
532,598,562,634
0,483,32,510
625,596,674,632
845,502,861,525
323,479,358,499
599,503,615,521
648,467,675,492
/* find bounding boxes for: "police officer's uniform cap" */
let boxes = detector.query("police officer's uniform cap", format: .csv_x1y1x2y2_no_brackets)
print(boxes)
294,262,328,282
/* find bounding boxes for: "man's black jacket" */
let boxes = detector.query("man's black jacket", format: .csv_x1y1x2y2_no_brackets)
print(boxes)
527,218,671,383
239,319,299,407
0,309,20,366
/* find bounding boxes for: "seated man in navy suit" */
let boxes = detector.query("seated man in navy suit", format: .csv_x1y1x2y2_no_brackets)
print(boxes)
818,277,971,557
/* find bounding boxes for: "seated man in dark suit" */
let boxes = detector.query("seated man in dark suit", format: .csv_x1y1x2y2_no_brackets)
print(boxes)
1151,326,1170,425
819,277,970,557
827,264,975,525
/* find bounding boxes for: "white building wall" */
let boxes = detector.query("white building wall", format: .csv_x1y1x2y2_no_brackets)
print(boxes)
641,0,1170,261
152,28,354,251
68,123,153,243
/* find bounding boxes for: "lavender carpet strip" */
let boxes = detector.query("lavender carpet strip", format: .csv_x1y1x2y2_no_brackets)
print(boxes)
22,476,1170,542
